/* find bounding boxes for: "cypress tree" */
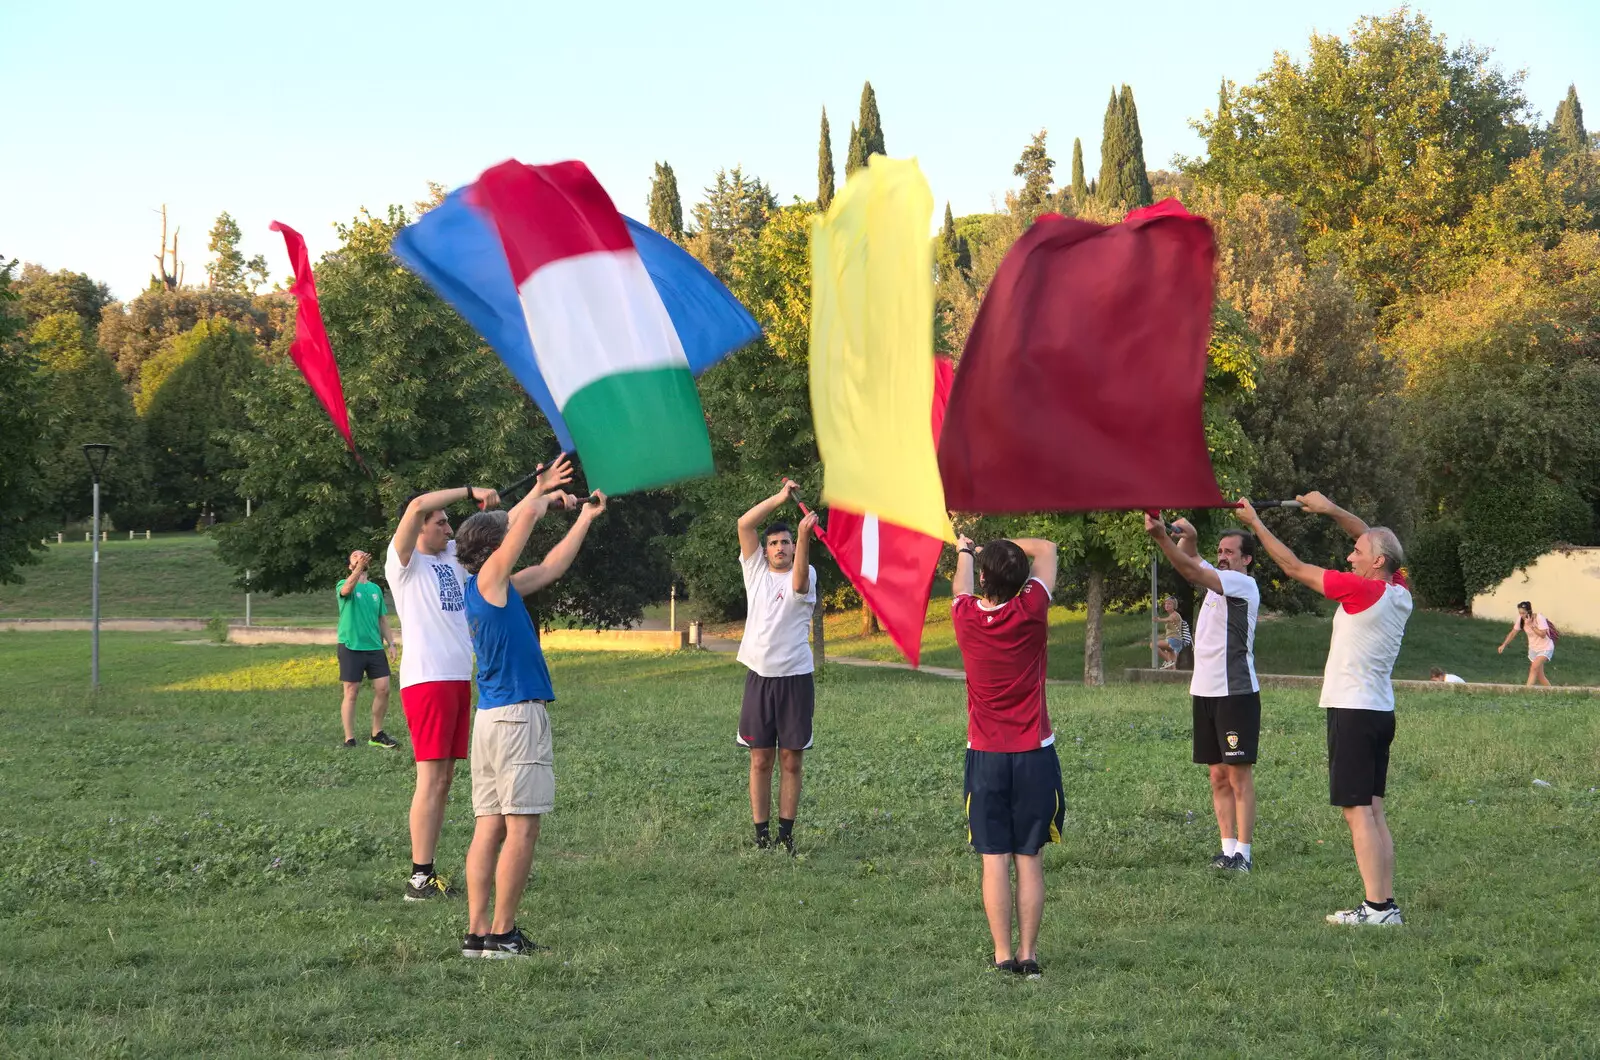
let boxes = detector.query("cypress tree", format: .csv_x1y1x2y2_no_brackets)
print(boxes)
1070,137,1088,205
646,162,684,241
846,122,863,176
858,81,885,160
818,108,836,209
1096,87,1125,203
1119,85,1153,207
1551,84,1588,158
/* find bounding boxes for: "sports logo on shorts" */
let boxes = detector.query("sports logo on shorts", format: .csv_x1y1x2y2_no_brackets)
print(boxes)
1226,731,1240,750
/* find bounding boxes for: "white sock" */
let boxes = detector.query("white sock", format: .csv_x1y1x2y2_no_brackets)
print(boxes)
1222,838,1238,857
1235,843,1251,862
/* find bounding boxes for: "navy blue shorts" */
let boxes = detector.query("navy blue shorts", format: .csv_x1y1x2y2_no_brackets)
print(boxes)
964,746,1065,856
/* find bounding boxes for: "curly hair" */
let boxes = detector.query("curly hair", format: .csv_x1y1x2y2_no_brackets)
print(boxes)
454,511,509,575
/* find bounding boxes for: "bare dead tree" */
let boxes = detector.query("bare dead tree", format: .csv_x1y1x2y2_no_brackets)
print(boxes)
152,205,181,290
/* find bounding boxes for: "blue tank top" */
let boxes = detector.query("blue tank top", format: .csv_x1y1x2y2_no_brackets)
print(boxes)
464,575,555,709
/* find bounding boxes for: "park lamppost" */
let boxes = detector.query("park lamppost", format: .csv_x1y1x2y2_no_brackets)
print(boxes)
82,443,113,689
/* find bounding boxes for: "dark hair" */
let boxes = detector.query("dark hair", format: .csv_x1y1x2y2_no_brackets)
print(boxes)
977,539,1030,603
454,511,509,575
763,522,794,544
1430,667,1445,678
396,493,422,525
1517,600,1532,613
1218,529,1256,562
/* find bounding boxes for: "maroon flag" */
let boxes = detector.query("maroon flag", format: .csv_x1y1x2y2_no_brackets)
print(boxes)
270,221,358,456
938,199,1225,513
815,358,954,667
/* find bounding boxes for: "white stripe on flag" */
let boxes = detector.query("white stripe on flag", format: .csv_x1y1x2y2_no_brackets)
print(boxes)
861,514,879,583
517,249,690,407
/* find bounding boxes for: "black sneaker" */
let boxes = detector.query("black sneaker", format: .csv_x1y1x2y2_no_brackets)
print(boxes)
461,933,486,958
991,958,1019,974
1209,851,1233,869
1016,959,1042,980
754,833,772,850
404,871,452,901
482,926,546,959
1230,853,1252,873
368,730,399,749
778,833,795,856
341,738,358,749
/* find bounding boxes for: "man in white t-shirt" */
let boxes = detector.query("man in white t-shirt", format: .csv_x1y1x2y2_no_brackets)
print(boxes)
1237,492,1413,927
734,479,818,854
1145,514,1262,873
386,481,501,902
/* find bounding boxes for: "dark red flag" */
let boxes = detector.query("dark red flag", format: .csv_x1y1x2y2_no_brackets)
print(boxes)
815,357,954,667
270,221,357,455
938,199,1225,513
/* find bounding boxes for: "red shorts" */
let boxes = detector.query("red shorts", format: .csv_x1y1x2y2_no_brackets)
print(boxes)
401,681,472,761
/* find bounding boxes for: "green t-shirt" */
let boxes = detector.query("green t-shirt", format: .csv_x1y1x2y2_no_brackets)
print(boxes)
336,579,387,651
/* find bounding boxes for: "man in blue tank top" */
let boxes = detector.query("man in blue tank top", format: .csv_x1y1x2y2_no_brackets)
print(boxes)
451,455,607,959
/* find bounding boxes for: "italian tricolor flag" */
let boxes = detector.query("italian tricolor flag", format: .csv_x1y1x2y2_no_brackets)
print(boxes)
472,160,714,495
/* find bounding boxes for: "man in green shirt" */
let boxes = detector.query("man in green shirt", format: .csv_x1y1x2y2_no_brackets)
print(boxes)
338,550,399,749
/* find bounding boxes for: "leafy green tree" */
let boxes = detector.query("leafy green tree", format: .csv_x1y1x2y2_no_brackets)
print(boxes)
29,313,150,528
857,81,885,162
99,285,277,383
205,212,268,293
817,108,836,210
937,202,970,277
1186,10,1533,310
685,167,778,283
0,257,51,582
1117,86,1154,208
846,123,862,176
1070,138,1088,207
1550,84,1588,159
214,208,675,628
141,320,261,528
1013,129,1055,213
1392,232,1600,595
646,162,685,242
15,264,112,335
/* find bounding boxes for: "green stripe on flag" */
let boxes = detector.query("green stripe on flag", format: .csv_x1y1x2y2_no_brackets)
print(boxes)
562,367,713,495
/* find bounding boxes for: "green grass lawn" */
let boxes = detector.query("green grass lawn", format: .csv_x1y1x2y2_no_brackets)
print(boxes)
2,632,1597,1057
0,535,328,623
825,601,1600,687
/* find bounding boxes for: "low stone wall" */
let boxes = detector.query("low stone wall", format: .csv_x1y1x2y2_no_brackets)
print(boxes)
0,618,206,632
229,626,338,646
226,626,688,651
1124,668,1599,696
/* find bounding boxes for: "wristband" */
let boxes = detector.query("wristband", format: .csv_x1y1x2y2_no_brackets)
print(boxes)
960,547,977,558
466,486,476,505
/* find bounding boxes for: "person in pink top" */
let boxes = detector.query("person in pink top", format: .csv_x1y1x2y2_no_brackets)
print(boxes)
1236,492,1412,928
1498,601,1555,687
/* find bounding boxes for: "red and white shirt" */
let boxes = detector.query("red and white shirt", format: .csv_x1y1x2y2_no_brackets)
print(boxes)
952,578,1054,752
1320,571,1413,712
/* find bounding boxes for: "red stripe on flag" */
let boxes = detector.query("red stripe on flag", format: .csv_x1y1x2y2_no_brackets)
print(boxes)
269,221,357,455
471,160,635,285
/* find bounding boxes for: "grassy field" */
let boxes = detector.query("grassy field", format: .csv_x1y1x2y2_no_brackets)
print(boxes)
2,632,1597,1057
0,536,330,624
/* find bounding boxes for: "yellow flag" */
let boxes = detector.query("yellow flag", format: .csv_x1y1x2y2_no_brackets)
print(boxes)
809,156,954,543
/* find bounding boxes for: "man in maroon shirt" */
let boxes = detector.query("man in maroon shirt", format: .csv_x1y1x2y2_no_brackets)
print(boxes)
951,533,1062,980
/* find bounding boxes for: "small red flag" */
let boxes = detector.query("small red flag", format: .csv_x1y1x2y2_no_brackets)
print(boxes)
270,221,358,456
938,199,1225,513
815,358,955,667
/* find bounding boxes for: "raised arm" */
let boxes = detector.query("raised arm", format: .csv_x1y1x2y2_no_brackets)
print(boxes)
391,485,502,567
1013,537,1058,596
792,511,817,595
738,479,798,560
1296,491,1369,542
1235,499,1326,593
953,535,977,597
1171,518,1201,559
511,492,606,597
339,552,370,597
476,489,554,606
1144,514,1223,595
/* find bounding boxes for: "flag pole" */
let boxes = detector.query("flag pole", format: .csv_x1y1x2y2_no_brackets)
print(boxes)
1150,557,1159,670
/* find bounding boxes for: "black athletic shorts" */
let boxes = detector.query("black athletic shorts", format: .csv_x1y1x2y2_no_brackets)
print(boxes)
964,746,1066,856
1192,692,1260,765
736,671,815,750
1327,708,1395,807
337,645,390,683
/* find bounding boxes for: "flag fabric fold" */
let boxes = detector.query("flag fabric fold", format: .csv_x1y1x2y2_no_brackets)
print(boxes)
816,357,956,667
809,156,954,543
938,198,1225,513
391,160,760,494
269,221,358,456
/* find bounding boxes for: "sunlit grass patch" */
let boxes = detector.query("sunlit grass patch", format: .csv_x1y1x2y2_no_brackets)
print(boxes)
160,653,338,692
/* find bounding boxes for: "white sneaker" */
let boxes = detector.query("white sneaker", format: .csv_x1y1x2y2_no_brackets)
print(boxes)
1326,902,1403,926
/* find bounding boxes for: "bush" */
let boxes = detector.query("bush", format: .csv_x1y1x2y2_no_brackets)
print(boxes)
1458,479,1595,598
205,615,230,644
1409,520,1466,609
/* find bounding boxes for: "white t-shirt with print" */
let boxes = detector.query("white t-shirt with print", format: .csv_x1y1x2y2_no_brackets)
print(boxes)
736,550,816,678
385,540,473,688
1189,561,1261,698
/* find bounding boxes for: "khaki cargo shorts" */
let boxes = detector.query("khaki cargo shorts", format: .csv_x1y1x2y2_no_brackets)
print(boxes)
470,700,554,817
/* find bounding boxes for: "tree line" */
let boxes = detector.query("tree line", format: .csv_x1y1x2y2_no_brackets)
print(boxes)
2,11,1594,680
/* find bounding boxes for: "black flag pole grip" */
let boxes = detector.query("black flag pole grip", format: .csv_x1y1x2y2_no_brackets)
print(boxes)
1242,500,1305,509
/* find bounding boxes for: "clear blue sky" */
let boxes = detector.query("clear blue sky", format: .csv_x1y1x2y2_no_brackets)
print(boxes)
3,1,1594,299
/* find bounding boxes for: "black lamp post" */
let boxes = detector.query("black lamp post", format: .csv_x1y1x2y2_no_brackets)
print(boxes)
82,443,113,689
